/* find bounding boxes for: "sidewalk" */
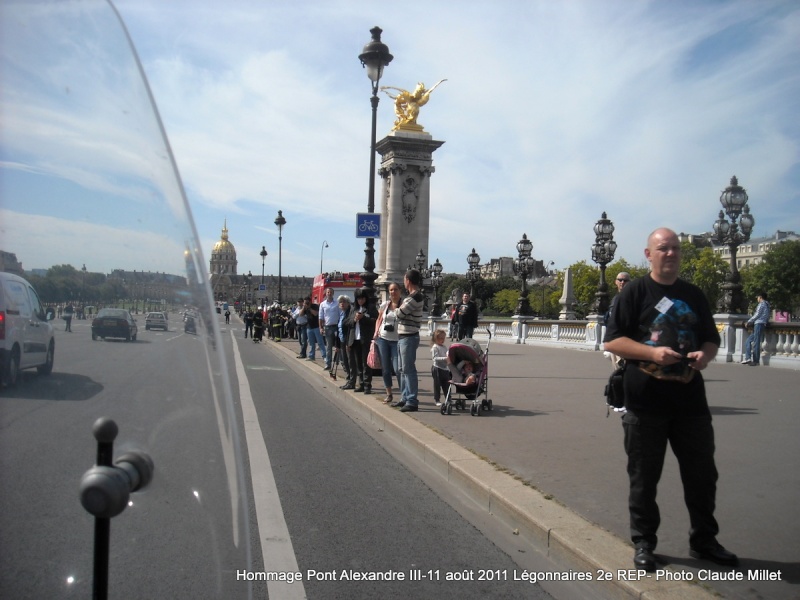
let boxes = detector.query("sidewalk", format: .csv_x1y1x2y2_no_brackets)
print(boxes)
262,328,800,600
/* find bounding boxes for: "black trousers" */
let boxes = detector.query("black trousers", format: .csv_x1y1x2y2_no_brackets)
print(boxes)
622,411,719,550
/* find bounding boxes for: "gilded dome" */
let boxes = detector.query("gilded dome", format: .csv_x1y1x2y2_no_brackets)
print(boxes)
209,220,238,275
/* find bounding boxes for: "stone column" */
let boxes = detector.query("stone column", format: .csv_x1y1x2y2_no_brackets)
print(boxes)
375,131,444,292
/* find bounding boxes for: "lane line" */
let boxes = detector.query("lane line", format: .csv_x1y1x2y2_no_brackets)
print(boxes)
230,331,306,599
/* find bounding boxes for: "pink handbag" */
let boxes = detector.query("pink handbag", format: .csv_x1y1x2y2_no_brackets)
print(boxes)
367,340,382,370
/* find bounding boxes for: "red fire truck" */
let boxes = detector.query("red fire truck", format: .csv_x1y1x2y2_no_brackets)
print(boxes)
310,272,364,304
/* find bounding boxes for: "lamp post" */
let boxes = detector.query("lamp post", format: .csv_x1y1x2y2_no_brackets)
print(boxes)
358,26,393,304
512,234,535,316
320,240,329,275
590,212,617,315
274,210,286,305
81,264,87,310
430,259,443,317
466,248,481,296
415,249,430,311
713,175,755,314
260,246,268,284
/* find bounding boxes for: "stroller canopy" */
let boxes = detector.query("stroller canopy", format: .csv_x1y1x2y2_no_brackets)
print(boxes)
448,338,484,369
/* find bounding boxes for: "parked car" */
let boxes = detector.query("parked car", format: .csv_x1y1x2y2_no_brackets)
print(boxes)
92,308,138,341
145,311,169,331
0,272,55,387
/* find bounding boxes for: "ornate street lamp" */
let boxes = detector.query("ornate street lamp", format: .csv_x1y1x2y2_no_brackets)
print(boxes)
358,26,393,304
512,234,535,316
259,246,268,284
274,210,286,304
415,249,430,278
713,175,755,313
320,240,329,275
466,248,481,296
430,258,443,317
590,212,617,315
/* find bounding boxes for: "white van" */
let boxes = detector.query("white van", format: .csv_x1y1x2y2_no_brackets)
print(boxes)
0,272,55,387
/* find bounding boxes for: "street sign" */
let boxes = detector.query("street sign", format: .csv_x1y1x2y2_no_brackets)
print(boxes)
356,213,381,238
258,284,266,292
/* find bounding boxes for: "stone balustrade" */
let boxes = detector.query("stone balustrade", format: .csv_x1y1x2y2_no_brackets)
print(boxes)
427,315,800,370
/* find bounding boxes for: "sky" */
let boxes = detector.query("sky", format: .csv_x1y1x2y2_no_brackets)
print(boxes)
2,0,799,281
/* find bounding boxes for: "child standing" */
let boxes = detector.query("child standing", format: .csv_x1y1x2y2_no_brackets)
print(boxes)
430,329,451,406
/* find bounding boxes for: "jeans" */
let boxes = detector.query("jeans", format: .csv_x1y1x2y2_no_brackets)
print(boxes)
297,324,308,356
307,327,326,360
457,325,474,340
324,325,338,368
622,411,719,550
397,333,420,406
744,323,766,364
374,336,400,390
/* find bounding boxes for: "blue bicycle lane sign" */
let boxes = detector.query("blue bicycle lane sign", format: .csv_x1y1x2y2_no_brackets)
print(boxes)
356,213,381,238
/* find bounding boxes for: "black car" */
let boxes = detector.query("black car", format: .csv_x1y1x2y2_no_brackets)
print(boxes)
91,308,138,341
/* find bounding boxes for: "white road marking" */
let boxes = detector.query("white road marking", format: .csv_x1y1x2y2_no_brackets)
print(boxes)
230,331,306,599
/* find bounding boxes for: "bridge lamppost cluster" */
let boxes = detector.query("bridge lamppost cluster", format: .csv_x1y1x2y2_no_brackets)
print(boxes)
513,234,535,316
358,26,393,303
466,248,481,296
590,212,617,315
713,175,755,314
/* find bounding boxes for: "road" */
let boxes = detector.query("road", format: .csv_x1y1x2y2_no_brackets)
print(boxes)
0,313,559,599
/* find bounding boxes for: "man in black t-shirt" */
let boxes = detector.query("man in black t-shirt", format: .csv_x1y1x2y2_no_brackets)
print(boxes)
604,228,738,572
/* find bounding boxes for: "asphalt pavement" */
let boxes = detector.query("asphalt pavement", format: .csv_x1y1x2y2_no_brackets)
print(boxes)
251,321,800,600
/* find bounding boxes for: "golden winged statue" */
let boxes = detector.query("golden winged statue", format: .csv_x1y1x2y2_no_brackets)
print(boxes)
380,79,447,132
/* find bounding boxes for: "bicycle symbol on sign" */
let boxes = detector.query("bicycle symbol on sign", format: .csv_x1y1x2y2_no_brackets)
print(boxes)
358,221,379,234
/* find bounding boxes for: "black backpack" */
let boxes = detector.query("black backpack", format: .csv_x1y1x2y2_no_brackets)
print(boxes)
604,363,626,416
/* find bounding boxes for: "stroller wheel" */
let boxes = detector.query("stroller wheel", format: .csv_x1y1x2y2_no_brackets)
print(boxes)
487,399,493,411
440,402,447,415
470,404,478,416
446,402,453,415
481,399,488,409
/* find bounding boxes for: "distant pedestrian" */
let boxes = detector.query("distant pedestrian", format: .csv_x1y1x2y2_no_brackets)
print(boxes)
374,282,402,404
224,308,230,324
391,269,424,412
604,271,631,371
452,292,478,340
244,309,254,338
742,292,770,366
319,288,340,371
64,303,74,332
304,298,326,363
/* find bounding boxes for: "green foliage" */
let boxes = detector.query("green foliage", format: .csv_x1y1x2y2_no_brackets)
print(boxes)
741,240,800,313
490,288,520,314
678,242,729,310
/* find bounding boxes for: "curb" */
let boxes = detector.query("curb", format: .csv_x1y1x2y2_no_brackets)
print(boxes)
256,333,717,600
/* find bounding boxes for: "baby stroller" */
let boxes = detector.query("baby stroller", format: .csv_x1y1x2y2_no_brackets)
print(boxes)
440,331,492,416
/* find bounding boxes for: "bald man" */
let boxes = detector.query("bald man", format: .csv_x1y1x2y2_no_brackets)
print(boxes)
604,228,737,572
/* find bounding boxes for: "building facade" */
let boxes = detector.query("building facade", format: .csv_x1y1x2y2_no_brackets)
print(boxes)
712,230,798,269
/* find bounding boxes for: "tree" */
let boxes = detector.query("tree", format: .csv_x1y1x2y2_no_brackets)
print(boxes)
678,243,729,310
490,288,519,315
741,240,800,313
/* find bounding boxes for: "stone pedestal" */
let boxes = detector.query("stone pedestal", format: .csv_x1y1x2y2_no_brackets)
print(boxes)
375,131,445,292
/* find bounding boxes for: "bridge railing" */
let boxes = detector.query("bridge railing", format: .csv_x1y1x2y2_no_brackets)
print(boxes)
426,315,800,370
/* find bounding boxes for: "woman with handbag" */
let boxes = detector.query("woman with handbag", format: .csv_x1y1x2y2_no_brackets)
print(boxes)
373,282,402,404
